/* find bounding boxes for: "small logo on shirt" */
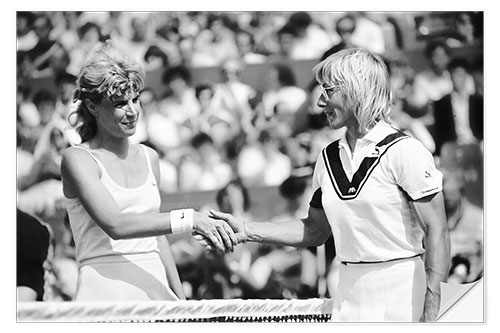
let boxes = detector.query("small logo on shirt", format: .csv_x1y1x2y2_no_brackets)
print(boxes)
424,171,432,179
370,147,381,157
348,187,356,194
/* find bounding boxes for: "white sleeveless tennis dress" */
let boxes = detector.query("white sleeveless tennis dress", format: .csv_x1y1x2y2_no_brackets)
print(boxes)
65,145,179,301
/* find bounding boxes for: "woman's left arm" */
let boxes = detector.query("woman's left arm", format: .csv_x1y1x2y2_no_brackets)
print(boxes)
157,235,186,300
410,191,450,322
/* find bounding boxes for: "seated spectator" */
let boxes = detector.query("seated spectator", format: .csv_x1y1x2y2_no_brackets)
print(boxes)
384,54,436,153
25,14,66,77
154,23,183,67
442,168,483,283
262,63,307,121
16,81,41,133
284,12,332,61
275,23,296,60
33,88,79,159
16,124,35,184
144,87,183,156
158,65,200,130
114,16,153,67
18,126,68,217
235,29,268,64
349,12,387,55
49,12,81,54
211,59,256,134
177,132,232,192
17,11,38,52
237,129,292,187
406,39,475,124
181,83,234,149
143,44,169,71
17,209,51,301
320,14,358,61
67,21,103,76
432,57,483,156
53,71,80,140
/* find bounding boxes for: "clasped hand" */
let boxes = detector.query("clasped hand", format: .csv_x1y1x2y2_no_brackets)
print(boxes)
192,210,246,254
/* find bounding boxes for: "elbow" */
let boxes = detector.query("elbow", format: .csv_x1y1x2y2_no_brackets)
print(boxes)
100,219,126,240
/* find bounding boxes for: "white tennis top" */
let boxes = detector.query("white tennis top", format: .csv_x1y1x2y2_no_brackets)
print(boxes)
311,121,443,263
65,145,161,264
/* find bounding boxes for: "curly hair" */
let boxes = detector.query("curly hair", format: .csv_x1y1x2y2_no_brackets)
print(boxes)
69,40,145,142
313,48,392,134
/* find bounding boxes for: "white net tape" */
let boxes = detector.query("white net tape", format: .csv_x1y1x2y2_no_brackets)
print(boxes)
17,298,335,322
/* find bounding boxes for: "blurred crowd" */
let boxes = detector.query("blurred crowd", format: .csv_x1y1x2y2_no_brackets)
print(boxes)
16,11,484,302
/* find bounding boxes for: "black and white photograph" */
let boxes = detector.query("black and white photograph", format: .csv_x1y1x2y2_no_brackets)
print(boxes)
12,6,488,325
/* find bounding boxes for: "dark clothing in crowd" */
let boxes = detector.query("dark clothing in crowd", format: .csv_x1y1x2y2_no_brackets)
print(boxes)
432,94,483,155
17,209,50,301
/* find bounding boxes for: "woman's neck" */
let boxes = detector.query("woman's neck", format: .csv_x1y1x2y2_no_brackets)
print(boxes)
89,134,130,159
345,126,364,153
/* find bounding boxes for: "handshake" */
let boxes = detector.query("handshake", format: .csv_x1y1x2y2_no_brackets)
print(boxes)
191,209,248,254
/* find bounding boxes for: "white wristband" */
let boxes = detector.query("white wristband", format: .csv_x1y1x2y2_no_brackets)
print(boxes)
170,209,194,234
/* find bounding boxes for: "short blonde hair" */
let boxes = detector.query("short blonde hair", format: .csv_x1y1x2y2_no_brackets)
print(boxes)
69,40,145,142
313,48,392,133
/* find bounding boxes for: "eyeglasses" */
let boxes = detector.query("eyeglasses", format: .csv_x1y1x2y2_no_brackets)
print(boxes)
319,84,340,100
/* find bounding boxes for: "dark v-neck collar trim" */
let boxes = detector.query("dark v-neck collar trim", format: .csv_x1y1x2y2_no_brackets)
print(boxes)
322,131,409,200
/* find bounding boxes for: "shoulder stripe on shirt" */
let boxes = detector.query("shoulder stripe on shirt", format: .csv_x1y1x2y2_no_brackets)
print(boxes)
322,130,409,201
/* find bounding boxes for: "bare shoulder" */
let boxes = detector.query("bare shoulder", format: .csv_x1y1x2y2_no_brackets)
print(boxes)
61,145,100,178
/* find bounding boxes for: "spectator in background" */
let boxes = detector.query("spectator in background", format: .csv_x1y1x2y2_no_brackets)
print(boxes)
189,14,239,67
154,22,183,67
115,16,153,67
67,21,103,76
320,14,358,61
16,124,36,188
17,11,38,52
24,14,66,77
262,63,307,128
384,53,436,154
205,14,240,65
181,83,234,149
237,129,292,187
17,208,51,301
158,65,200,132
406,39,475,125
442,168,483,283
54,72,75,113
211,59,256,134
49,12,81,54
349,12,386,55
178,132,232,192
235,29,268,64
432,58,483,156
18,124,69,217
275,23,297,60
16,81,41,135
143,45,169,72
33,85,80,159
144,86,183,158
284,12,331,61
